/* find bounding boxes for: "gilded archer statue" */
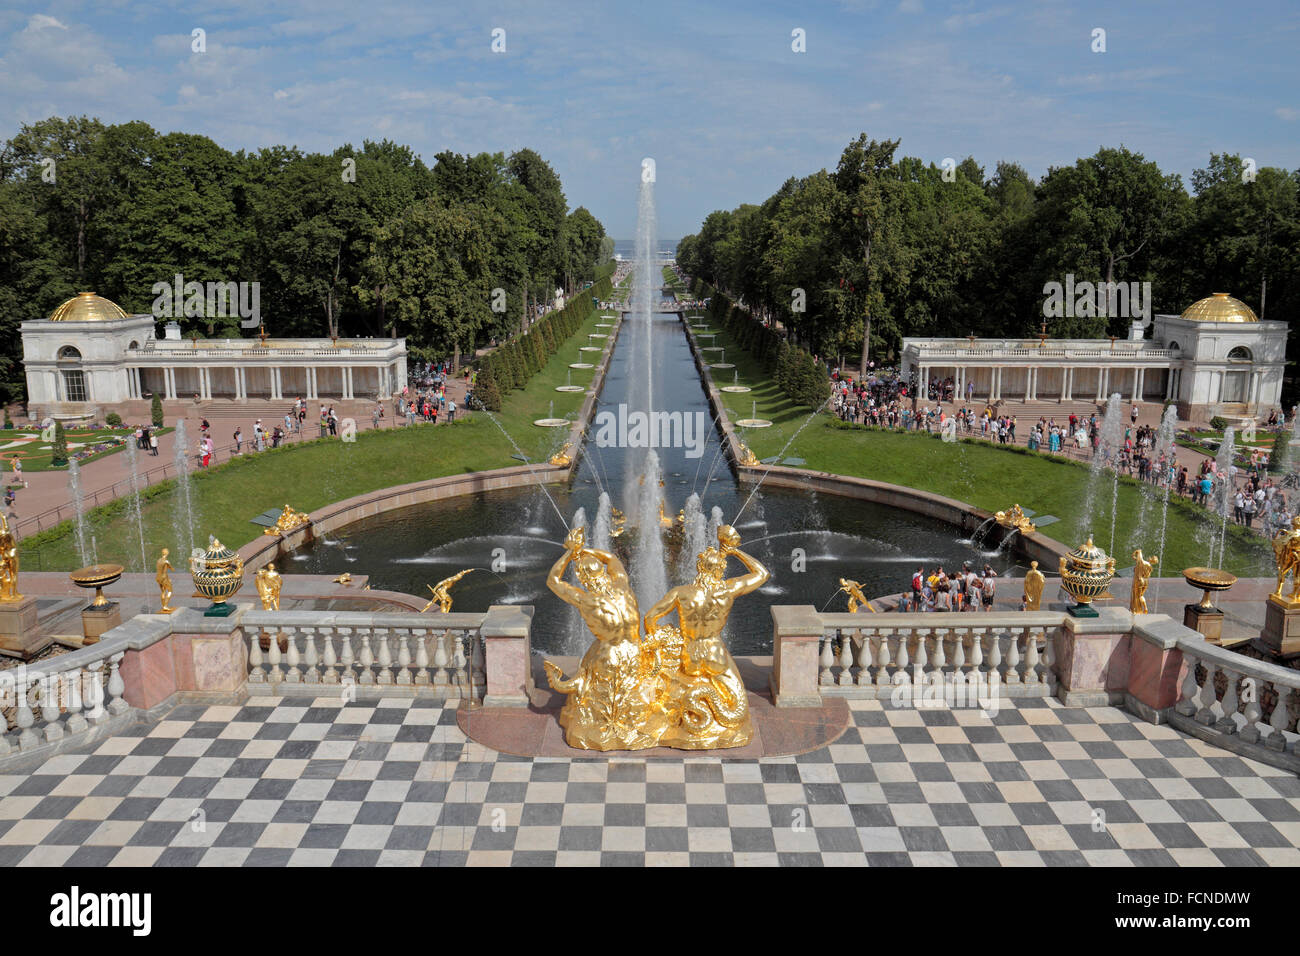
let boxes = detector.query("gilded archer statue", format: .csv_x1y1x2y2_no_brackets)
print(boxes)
421,568,476,613
543,527,668,751
838,578,877,614
642,524,767,750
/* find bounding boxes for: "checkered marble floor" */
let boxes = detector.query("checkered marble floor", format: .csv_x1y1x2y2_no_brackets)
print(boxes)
1,696,1298,866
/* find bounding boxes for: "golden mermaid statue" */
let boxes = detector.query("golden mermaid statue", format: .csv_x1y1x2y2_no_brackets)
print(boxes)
542,527,670,751
642,524,767,749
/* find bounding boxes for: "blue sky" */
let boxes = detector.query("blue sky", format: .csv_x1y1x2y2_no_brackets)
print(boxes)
1,1,1297,238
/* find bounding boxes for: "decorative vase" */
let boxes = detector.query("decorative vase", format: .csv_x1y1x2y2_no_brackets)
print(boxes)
1059,537,1115,617
190,539,244,617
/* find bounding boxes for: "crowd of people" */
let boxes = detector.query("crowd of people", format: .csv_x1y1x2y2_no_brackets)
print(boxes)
893,563,1005,612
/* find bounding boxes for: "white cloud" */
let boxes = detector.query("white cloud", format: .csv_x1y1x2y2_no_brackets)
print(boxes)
898,0,923,13
1277,107,1299,121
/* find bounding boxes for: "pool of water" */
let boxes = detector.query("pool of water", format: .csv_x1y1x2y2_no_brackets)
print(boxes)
287,305,1018,654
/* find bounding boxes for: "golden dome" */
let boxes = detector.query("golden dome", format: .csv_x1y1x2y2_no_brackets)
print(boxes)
49,292,127,322
1180,292,1258,323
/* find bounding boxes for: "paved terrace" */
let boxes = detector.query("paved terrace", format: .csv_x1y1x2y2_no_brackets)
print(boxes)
1,691,1297,867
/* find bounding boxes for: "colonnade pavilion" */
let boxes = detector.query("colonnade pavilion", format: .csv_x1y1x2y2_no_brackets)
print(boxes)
900,293,1288,423
19,292,408,422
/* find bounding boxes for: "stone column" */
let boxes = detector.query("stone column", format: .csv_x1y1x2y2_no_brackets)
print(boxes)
165,367,177,400
1134,367,1143,401
480,605,533,707
770,605,824,707
1055,606,1131,706
1124,615,1192,724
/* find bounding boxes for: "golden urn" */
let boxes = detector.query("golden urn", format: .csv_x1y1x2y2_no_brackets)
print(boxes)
190,538,245,617
1058,537,1116,616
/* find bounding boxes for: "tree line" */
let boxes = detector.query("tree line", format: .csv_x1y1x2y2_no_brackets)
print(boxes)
0,116,616,402
676,135,1299,383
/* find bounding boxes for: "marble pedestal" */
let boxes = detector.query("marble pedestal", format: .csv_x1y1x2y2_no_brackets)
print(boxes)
81,602,122,645
1183,603,1224,644
0,596,46,659
1261,595,1300,656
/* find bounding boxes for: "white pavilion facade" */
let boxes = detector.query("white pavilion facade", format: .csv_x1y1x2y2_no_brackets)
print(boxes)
900,293,1288,422
21,293,407,421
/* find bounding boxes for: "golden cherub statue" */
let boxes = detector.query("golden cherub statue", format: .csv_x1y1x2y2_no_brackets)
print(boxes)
838,578,877,613
548,443,573,467
255,563,282,611
156,548,175,613
1130,549,1158,614
994,504,1036,535
262,504,311,537
0,512,20,603
1023,560,1045,610
543,527,669,751
421,568,475,613
1272,516,1300,605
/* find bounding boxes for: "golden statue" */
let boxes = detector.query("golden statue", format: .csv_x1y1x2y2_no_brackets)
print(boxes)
642,524,766,750
421,568,475,613
1023,560,1045,611
255,563,282,611
609,507,626,538
332,572,353,586
548,443,573,467
737,442,760,467
0,512,20,603
262,503,311,537
543,527,669,751
1129,549,1159,614
838,578,877,613
156,548,175,613
994,504,1036,535
1272,516,1300,605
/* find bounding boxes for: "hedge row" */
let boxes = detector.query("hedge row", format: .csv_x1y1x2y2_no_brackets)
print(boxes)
474,269,616,411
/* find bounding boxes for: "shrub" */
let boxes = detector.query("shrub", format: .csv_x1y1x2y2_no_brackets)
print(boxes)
474,366,502,412
1210,416,1229,431
51,422,69,467
151,394,164,427
105,412,123,428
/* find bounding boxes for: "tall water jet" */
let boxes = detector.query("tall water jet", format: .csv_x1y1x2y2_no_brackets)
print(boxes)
1151,404,1179,606
629,450,668,611
1076,393,1124,545
565,506,590,653
707,505,724,545
592,492,613,554
171,419,197,558
680,493,708,580
124,439,148,572
1211,426,1236,567
1132,403,1179,553
66,458,91,566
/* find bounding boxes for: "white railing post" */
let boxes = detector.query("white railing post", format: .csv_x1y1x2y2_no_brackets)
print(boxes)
396,630,412,685
106,654,127,716
837,630,853,686
284,629,301,683
322,629,338,684
248,630,264,682
818,635,833,686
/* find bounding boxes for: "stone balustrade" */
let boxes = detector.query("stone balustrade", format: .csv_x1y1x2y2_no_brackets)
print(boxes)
1170,633,1300,774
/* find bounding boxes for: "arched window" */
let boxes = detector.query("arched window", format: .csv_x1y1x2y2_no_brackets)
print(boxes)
1228,345,1252,362
1167,340,1181,352
56,346,87,401
128,340,139,350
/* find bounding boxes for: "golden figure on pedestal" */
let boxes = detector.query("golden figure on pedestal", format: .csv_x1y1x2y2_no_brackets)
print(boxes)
0,512,20,603
255,563,282,611
994,504,1036,535
156,548,175,613
543,523,766,751
1271,516,1300,605
1022,560,1045,611
736,442,760,467
1130,549,1159,614
262,504,311,537
421,568,475,613
837,579,877,613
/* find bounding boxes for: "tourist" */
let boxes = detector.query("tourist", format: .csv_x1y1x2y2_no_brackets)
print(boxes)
233,427,243,454
1131,403,1139,425
134,426,143,448
149,432,158,456
1243,493,1256,528
447,398,457,422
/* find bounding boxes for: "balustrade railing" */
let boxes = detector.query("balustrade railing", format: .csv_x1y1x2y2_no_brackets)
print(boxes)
1172,635,1300,767
811,612,1062,698
242,611,487,701
0,641,130,755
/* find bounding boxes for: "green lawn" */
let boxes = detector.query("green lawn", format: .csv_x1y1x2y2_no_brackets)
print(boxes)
20,281,631,573
0,428,173,472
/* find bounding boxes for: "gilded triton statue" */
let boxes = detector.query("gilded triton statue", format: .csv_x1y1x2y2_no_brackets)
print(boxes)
542,527,669,751
1272,516,1300,604
262,504,311,537
548,443,573,467
1129,549,1158,614
421,568,476,613
838,579,877,613
642,524,766,750
994,504,1036,535
736,442,760,467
